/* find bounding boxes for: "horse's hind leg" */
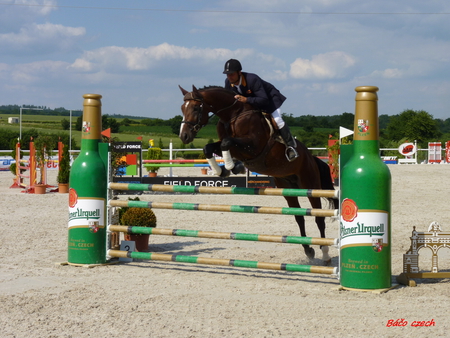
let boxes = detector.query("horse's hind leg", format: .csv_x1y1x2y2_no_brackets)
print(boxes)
283,196,315,260
309,197,331,265
316,216,331,265
294,215,315,260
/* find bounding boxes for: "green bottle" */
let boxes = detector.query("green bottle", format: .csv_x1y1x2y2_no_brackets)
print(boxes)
68,94,107,265
340,86,392,289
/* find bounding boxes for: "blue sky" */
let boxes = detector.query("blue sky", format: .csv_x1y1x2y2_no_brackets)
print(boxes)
1,0,450,120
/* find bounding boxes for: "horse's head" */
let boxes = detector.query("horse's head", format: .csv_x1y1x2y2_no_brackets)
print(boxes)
178,85,211,144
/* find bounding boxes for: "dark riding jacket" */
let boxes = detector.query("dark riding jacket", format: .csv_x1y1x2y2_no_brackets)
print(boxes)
225,72,286,113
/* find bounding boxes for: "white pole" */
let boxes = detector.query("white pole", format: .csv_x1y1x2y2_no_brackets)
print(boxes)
169,140,173,177
69,110,72,151
20,108,22,140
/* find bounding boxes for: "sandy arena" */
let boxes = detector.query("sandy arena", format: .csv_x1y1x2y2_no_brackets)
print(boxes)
1,164,449,337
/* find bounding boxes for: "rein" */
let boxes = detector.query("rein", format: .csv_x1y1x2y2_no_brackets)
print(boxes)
182,91,239,134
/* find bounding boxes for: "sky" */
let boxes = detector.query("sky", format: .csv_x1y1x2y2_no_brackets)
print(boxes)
1,0,450,120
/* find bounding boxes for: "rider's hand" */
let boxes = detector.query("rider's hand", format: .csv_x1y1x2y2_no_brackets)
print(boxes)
235,95,247,103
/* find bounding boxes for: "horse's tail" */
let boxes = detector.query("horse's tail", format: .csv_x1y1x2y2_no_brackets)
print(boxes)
314,156,339,210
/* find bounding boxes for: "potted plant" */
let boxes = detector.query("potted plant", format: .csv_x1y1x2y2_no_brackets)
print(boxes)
147,147,162,177
57,143,70,193
34,135,56,194
121,205,157,252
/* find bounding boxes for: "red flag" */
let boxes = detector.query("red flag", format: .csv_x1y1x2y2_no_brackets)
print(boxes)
137,136,143,141
101,128,111,138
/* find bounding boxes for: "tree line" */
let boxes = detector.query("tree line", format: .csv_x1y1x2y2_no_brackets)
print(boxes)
63,109,450,146
2,103,449,150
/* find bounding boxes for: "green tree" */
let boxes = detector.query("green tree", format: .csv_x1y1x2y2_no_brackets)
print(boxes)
109,118,120,133
338,112,355,130
102,114,120,133
169,115,183,135
281,113,295,126
140,118,153,126
75,116,82,131
121,118,132,126
385,109,441,145
61,118,70,130
141,118,165,126
102,114,110,129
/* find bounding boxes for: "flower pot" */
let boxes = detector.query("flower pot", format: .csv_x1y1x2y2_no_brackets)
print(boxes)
34,184,46,194
201,168,208,175
149,172,157,177
124,234,150,252
58,183,69,193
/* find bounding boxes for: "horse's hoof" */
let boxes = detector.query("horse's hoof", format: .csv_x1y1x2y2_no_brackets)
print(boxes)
219,167,230,178
323,258,332,266
232,161,246,175
305,247,315,260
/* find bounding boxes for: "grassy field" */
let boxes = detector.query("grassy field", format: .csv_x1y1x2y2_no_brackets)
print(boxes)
0,113,215,151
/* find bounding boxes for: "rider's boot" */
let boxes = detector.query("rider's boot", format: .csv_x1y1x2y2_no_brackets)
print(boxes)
279,125,299,162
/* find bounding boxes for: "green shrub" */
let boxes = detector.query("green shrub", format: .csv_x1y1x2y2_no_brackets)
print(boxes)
57,143,70,184
121,208,157,231
147,147,162,172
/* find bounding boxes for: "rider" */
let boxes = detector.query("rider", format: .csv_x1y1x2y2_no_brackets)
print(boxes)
223,59,299,162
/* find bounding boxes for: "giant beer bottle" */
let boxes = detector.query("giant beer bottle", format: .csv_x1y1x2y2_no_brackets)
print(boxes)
340,86,391,289
68,94,107,265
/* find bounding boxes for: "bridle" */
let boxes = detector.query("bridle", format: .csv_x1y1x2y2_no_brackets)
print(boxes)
182,93,206,134
182,91,239,134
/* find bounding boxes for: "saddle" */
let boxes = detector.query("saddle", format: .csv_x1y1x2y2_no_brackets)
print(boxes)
220,109,285,155
240,111,284,167
261,111,284,145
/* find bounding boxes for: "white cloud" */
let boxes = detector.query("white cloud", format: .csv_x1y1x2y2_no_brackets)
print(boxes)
70,43,254,72
0,0,57,31
289,51,356,79
0,60,70,91
370,68,403,79
0,22,85,53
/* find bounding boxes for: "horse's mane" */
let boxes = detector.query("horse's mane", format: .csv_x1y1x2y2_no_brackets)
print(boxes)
198,86,235,96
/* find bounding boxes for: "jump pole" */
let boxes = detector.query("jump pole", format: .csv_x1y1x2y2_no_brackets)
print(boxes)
109,182,339,199
108,250,337,275
144,163,213,168
109,225,338,246
108,199,337,218
143,159,224,163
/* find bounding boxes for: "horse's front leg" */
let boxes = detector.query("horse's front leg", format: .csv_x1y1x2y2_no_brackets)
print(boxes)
220,137,246,175
204,141,230,177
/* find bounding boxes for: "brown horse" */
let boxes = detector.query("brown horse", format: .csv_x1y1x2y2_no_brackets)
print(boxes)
179,85,338,264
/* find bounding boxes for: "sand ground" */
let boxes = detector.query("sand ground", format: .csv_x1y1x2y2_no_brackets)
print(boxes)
0,164,449,337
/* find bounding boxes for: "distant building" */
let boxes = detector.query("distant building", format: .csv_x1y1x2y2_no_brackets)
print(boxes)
8,117,19,124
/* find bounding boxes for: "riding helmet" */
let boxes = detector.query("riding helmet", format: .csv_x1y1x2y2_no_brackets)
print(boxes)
223,59,242,74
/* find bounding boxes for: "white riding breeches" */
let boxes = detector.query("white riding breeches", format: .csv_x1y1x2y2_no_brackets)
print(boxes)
272,108,285,129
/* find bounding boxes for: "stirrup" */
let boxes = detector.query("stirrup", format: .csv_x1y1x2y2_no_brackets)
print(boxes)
285,146,298,162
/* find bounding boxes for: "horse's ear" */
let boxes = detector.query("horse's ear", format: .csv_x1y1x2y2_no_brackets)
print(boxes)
179,85,189,96
192,85,199,93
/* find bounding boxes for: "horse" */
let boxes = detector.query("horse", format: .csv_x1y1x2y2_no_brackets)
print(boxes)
178,85,338,264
